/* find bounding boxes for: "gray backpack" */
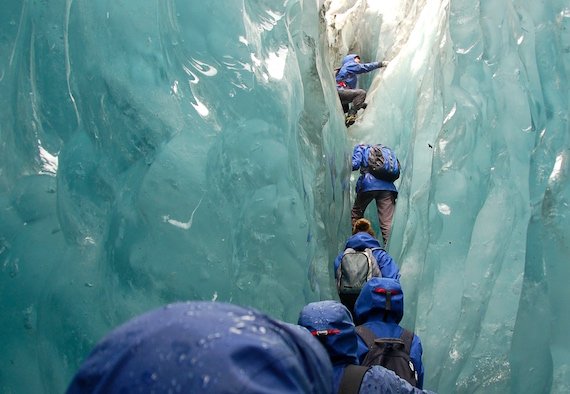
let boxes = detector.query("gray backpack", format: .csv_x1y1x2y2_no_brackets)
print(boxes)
367,145,401,182
336,248,382,295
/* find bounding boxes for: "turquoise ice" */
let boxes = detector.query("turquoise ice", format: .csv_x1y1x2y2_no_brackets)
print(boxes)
0,0,569,392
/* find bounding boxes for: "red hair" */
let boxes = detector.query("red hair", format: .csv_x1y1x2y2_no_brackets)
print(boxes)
352,218,376,238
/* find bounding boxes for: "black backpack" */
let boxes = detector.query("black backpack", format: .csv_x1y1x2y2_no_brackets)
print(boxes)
336,248,382,295
337,365,370,394
355,325,419,387
366,145,401,182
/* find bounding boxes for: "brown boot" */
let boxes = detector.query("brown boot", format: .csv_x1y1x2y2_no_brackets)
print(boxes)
345,109,357,127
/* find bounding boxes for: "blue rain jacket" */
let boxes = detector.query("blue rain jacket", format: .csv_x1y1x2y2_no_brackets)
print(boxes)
354,278,426,389
334,231,401,281
353,144,398,194
66,301,334,394
336,54,380,89
298,301,435,394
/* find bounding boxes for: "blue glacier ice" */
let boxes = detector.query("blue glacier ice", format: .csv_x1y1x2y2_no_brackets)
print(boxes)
0,0,569,392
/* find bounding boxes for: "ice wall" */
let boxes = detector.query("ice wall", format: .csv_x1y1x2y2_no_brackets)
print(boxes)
0,0,350,392
0,0,569,393
325,0,570,392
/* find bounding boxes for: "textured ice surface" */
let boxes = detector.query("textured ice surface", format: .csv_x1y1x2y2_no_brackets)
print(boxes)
0,0,569,392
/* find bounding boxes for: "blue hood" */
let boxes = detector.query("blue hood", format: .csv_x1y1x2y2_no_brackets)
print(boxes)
354,277,404,324
298,301,357,366
342,53,359,65
345,232,382,250
67,301,334,394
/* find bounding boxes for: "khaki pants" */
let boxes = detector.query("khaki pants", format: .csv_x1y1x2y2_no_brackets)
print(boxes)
351,190,397,246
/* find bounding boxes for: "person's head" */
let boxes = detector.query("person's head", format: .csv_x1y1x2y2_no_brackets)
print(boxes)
342,53,360,65
298,301,358,366
352,218,376,238
354,277,404,324
66,301,334,394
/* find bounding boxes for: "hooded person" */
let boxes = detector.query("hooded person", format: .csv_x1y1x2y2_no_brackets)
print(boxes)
334,218,400,319
335,54,388,127
354,278,425,389
66,301,334,394
298,301,436,394
351,144,399,246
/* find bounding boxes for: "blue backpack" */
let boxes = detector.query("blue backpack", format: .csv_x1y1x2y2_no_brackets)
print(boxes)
367,145,400,182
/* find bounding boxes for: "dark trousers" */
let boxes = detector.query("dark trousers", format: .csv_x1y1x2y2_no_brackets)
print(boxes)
338,89,367,112
351,190,397,246
339,293,362,325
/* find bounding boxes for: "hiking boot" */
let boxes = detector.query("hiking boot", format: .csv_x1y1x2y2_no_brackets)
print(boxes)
345,108,357,127
360,103,368,110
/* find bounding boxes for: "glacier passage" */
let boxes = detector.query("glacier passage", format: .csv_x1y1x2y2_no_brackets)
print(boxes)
0,0,569,392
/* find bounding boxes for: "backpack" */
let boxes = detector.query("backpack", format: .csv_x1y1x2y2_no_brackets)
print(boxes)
336,248,382,295
337,364,370,394
367,145,401,182
355,325,419,387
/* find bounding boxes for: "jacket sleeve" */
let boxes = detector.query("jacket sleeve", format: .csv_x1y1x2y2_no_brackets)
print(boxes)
373,249,401,280
346,61,380,75
352,145,365,171
361,367,436,394
410,335,425,390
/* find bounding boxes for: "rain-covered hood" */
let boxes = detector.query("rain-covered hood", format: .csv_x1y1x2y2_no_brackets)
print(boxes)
345,231,383,251
354,277,404,324
66,301,334,394
298,301,358,366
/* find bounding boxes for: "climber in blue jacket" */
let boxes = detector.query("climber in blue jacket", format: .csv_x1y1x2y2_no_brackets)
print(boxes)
334,218,400,320
298,300,435,394
354,277,426,389
352,143,398,246
334,218,400,281
336,53,388,126
66,301,334,394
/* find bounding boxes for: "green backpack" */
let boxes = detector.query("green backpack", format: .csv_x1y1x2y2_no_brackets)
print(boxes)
336,248,382,295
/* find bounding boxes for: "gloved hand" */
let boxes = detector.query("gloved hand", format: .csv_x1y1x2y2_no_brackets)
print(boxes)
380,60,389,67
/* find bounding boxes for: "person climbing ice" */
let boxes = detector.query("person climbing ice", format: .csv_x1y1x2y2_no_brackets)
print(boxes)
351,143,401,246
334,218,400,321
336,54,388,127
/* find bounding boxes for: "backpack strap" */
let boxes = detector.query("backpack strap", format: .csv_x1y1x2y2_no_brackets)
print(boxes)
338,365,370,394
363,249,374,282
399,328,414,355
355,325,377,349
357,325,412,352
